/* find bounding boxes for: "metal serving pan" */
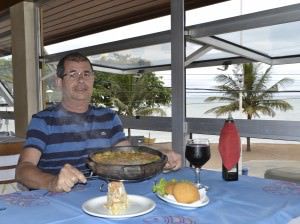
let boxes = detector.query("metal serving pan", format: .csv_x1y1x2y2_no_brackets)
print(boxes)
87,146,167,181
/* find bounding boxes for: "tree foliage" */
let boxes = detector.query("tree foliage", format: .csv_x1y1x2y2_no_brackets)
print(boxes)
0,58,13,82
0,58,13,96
92,71,171,117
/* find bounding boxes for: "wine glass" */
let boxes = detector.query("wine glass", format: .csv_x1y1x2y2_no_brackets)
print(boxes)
185,138,211,189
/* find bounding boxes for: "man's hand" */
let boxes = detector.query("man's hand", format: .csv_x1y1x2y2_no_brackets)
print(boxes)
48,164,87,192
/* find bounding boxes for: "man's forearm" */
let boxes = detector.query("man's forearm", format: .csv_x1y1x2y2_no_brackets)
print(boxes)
15,162,55,190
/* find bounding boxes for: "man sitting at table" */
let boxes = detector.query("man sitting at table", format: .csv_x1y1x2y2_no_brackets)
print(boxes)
15,52,181,193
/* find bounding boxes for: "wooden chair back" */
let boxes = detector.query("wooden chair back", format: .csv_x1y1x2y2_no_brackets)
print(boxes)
0,139,24,184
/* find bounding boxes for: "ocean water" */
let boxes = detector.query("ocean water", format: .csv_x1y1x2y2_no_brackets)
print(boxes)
131,95,300,144
2,96,300,144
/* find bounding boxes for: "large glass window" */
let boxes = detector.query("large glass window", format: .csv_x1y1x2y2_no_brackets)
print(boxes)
0,56,15,135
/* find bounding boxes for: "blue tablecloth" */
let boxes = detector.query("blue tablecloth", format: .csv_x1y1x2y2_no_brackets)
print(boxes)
1,168,300,224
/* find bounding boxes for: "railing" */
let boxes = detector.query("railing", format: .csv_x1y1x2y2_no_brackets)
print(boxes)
120,115,300,142
1,112,300,142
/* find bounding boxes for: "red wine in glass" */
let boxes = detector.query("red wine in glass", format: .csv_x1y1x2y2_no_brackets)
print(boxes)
185,138,211,189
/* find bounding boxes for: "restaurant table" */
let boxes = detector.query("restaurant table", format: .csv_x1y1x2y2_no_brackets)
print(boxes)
1,167,300,224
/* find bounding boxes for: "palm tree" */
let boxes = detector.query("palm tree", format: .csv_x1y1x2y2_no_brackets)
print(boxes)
204,63,294,151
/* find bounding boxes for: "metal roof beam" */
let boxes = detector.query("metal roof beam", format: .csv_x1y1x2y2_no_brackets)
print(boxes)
124,64,172,73
188,3,300,37
195,36,272,64
43,31,171,63
185,44,213,67
93,65,132,75
186,57,253,69
272,55,300,65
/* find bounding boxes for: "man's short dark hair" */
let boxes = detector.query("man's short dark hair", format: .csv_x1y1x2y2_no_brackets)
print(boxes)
56,52,93,78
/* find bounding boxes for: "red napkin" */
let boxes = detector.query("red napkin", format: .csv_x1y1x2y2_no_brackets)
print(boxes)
218,120,241,170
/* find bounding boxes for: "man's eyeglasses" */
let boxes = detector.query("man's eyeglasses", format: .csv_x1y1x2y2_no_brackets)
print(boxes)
63,71,94,81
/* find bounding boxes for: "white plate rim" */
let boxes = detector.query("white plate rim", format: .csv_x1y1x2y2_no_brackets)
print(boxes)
82,194,156,219
156,188,209,209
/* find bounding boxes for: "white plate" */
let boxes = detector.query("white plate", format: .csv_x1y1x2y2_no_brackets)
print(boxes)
156,188,209,209
82,195,156,219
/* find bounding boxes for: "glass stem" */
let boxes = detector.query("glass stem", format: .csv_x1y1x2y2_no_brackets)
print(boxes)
195,167,201,188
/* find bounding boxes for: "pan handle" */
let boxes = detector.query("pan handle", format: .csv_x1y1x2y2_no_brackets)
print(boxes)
87,160,96,169
123,166,142,175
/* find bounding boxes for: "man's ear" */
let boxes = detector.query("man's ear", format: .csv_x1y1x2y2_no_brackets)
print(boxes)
56,77,62,89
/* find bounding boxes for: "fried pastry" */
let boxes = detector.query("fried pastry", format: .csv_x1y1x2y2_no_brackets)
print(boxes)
172,182,200,203
165,182,176,195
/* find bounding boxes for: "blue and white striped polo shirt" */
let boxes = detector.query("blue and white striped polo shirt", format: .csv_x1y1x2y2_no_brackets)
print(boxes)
24,103,126,174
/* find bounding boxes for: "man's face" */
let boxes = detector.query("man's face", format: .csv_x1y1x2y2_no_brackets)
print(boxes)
57,60,94,104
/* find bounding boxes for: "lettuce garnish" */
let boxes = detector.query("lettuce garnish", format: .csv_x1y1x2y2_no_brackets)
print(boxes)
152,178,177,196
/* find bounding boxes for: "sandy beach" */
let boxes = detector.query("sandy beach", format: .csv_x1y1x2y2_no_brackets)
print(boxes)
204,143,300,167
152,142,300,178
